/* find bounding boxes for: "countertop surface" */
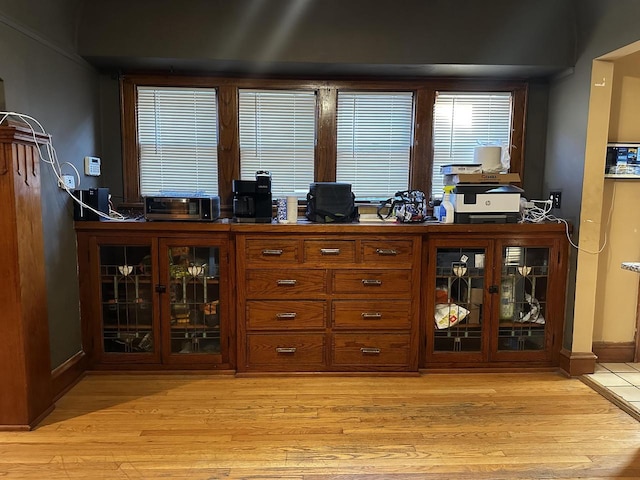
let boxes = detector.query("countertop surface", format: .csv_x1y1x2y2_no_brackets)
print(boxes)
622,262,640,273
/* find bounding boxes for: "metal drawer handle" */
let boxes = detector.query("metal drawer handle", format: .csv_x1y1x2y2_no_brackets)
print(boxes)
360,347,381,355
320,248,341,255
276,347,297,354
276,279,297,286
362,279,382,286
276,312,297,319
361,312,382,319
262,249,284,256
376,248,398,256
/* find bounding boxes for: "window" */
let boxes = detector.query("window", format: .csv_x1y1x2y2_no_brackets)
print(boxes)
239,89,316,197
137,86,218,196
121,76,526,207
431,92,512,196
337,91,414,199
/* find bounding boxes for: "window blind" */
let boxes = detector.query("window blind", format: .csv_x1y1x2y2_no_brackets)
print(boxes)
432,92,512,196
137,86,218,196
336,91,413,199
239,89,316,198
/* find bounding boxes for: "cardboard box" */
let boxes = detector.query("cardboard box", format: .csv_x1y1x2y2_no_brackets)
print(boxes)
467,304,481,324
444,172,521,185
470,288,484,304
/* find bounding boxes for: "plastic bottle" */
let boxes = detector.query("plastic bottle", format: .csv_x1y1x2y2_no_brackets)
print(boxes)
432,197,442,221
441,186,455,224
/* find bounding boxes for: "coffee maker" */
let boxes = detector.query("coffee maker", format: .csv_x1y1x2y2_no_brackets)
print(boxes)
232,171,272,223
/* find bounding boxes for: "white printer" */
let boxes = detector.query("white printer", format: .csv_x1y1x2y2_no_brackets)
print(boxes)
451,184,523,223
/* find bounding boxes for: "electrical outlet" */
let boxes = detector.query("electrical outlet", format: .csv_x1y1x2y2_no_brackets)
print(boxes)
549,191,562,209
59,174,75,189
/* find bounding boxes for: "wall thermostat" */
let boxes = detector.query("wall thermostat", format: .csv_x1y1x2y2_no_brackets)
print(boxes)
84,156,101,176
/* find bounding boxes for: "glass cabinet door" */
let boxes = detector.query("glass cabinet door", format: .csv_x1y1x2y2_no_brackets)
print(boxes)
496,245,550,355
99,244,156,360
431,246,488,360
163,242,223,362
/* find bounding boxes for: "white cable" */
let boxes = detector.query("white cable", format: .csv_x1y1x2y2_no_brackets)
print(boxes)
520,192,614,255
520,199,553,224
0,111,126,221
552,182,615,255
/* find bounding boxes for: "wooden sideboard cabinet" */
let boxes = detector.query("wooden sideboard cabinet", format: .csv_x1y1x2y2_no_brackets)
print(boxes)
76,222,234,370
76,221,569,374
235,225,422,373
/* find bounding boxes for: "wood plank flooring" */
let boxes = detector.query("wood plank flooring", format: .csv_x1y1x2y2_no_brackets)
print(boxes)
1,372,640,479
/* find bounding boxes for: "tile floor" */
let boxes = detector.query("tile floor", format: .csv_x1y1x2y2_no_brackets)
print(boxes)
582,362,640,421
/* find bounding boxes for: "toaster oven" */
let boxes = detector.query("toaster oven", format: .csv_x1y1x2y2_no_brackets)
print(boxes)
144,195,220,221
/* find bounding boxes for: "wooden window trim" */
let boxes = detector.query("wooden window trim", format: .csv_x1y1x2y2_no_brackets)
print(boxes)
120,74,527,208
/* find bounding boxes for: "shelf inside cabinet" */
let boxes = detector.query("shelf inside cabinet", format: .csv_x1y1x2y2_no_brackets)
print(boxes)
434,323,482,330
103,323,152,330
170,277,220,285
170,323,220,330
498,322,545,328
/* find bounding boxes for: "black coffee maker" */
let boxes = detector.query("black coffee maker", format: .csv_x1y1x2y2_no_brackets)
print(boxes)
232,171,272,223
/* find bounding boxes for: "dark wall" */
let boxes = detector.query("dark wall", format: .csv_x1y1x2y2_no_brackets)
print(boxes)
77,0,576,76
546,0,640,349
0,0,101,368
88,0,576,203
0,0,80,52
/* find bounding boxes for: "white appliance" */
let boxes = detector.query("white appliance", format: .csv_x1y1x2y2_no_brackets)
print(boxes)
452,184,523,223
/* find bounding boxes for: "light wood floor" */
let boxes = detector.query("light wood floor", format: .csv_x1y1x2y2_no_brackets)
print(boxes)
2,372,640,479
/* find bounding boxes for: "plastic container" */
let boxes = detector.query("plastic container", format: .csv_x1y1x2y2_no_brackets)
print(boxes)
432,198,442,221
440,186,455,224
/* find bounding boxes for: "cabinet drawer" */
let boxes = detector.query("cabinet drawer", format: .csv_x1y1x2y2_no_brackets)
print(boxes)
246,269,326,298
332,334,411,366
332,270,411,295
304,240,356,264
247,300,326,330
245,239,300,264
332,300,411,329
362,240,414,265
247,334,325,368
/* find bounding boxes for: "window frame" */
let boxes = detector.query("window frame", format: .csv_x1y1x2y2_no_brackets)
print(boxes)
136,85,220,197
121,75,527,209
238,88,318,197
336,90,415,199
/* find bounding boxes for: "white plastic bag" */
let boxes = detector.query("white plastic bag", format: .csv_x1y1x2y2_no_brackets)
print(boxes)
474,142,511,173
434,303,470,329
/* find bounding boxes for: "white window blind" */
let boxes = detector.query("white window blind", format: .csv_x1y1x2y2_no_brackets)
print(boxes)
336,91,413,199
432,92,512,196
239,89,316,198
137,86,218,196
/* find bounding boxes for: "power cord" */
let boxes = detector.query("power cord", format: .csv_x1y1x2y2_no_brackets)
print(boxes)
519,195,612,255
0,111,127,221
520,199,553,224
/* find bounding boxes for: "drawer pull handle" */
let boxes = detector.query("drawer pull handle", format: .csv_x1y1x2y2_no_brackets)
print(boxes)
320,248,341,255
262,249,284,256
362,279,382,286
276,312,297,319
276,347,297,354
277,279,297,286
361,312,382,319
360,347,381,355
376,248,398,256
